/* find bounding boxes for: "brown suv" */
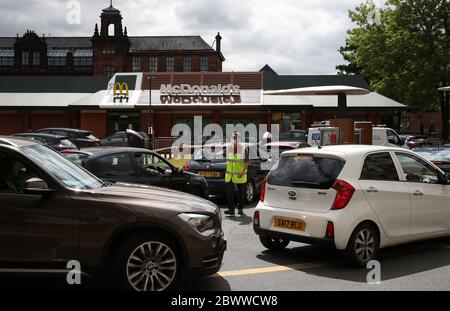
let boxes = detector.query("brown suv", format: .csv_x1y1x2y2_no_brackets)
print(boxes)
0,136,226,291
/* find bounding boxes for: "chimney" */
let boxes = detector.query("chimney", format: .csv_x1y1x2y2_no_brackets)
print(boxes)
215,32,222,53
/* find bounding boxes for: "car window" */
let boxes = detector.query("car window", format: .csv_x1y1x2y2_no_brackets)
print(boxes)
64,153,89,166
60,139,74,147
360,152,399,181
95,153,135,178
0,151,39,193
387,130,400,145
136,153,172,175
269,154,345,189
395,153,439,184
53,130,67,136
110,132,125,140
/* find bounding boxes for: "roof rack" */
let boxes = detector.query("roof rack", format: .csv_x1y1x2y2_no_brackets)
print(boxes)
0,138,18,148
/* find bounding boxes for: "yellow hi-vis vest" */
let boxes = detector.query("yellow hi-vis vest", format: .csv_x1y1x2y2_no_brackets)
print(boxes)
225,153,247,184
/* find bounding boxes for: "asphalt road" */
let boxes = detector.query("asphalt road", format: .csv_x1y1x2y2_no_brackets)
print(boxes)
1,202,449,291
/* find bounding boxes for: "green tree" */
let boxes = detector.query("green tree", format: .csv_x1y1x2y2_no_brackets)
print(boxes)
337,0,449,140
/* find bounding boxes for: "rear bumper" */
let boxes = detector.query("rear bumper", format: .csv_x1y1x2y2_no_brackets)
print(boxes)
254,227,335,247
254,201,355,250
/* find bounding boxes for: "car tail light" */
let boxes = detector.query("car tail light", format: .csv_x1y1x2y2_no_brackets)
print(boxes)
253,211,260,227
326,221,334,238
331,179,355,210
260,176,268,202
183,162,190,172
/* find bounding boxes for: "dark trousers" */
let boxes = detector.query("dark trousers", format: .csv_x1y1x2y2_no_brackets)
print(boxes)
227,182,245,212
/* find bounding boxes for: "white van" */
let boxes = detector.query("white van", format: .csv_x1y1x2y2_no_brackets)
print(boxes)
307,127,407,148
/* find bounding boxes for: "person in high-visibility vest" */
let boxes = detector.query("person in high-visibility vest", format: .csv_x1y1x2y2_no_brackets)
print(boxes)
224,132,249,216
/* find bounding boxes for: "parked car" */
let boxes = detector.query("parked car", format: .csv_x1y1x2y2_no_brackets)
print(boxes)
184,143,270,203
0,136,225,291
34,128,100,148
62,147,209,198
413,147,450,173
101,129,150,149
12,133,77,151
254,145,450,267
400,134,429,149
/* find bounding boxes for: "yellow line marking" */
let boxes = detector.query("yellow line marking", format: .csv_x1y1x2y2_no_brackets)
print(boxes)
215,261,332,278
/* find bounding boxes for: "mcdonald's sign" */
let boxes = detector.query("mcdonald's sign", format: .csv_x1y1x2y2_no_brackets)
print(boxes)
113,82,129,103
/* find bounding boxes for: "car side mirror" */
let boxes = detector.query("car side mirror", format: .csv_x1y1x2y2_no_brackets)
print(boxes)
23,177,56,196
445,173,450,184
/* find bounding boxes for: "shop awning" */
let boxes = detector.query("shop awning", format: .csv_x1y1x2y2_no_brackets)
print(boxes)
0,92,90,107
264,85,370,96
263,92,405,108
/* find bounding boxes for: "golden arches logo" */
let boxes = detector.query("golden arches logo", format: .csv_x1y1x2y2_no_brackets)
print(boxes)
113,82,129,103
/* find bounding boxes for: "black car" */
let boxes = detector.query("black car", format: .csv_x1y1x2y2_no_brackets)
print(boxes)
101,129,150,149
12,133,77,151
62,147,209,198
413,147,450,173
184,143,271,203
35,128,100,148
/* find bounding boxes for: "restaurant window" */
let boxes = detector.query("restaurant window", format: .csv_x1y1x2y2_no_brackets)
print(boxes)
132,56,141,72
272,112,302,133
74,57,93,67
200,56,209,72
0,57,14,66
32,51,40,66
149,56,158,72
166,56,175,72
102,48,115,55
48,57,67,66
183,56,192,72
21,51,29,66
102,65,115,77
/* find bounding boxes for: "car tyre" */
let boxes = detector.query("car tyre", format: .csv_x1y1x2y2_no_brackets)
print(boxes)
113,234,180,291
344,223,379,267
259,235,290,251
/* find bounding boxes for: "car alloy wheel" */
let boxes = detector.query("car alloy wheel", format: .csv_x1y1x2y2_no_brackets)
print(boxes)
245,181,254,203
354,229,375,262
126,241,177,291
345,223,379,267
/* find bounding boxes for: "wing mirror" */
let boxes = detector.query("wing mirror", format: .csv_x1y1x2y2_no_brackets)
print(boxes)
24,177,56,196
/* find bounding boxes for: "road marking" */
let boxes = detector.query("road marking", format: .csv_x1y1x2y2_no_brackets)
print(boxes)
215,261,332,277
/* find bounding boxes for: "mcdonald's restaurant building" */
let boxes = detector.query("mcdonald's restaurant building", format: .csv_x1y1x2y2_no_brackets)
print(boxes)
0,66,405,144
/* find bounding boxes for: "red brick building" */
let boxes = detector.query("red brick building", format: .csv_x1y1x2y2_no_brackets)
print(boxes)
0,4,224,77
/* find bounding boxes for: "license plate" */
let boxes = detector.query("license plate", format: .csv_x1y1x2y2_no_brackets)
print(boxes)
273,217,306,232
198,171,221,178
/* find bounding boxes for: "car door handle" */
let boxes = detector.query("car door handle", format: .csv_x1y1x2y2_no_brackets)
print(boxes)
413,190,423,196
366,187,379,193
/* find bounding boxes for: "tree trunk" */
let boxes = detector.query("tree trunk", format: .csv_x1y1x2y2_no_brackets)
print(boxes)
441,91,449,142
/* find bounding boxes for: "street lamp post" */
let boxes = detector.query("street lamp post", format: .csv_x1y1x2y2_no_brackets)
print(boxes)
146,75,155,149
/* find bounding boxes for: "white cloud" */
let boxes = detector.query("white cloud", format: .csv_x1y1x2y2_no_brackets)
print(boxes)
0,0,365,74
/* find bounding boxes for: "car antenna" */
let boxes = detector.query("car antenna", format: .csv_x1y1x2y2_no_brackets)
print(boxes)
314,137,322,149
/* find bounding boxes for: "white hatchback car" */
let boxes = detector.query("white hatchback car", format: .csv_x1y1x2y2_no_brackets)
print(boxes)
254,145,450,266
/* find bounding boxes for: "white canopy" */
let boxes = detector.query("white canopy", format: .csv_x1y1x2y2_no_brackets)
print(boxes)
264,85,370,96
438,86,450,92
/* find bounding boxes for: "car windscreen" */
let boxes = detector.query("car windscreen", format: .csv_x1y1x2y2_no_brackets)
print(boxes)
22,145,103,190
60,139,75,146
268,154,345,189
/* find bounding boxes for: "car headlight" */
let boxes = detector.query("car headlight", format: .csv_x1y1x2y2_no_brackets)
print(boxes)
178,213,215,235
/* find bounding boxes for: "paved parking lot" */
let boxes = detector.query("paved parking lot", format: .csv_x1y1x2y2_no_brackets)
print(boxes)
1,202,449,291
